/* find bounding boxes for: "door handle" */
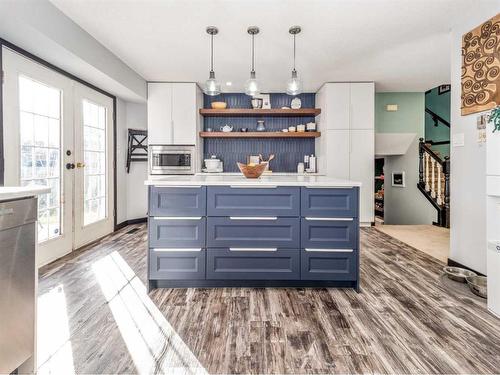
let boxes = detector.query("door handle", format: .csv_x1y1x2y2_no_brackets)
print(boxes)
65,163,75,170
76,162,86,168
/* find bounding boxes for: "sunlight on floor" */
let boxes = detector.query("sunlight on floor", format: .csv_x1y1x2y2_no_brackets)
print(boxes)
37,285,76,375
92,251,208,375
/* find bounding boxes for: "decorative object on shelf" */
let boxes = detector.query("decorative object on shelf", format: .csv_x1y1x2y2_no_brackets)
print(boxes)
297,124,305,132
392,171,406,187
240,128,248,132
306,121,316,131
244,26,261,96
297,162,305,174
256,120,266,132
199,131,320,138
288,125,296,132
237,161,268,178
253,93,271,108
203,26,221,96
219,124,233,132
259,153,275,172
251,97,263,109
282,128,289,132
291,97,302,109
461,13,499,115
489,105,500,133
206,127,213,132
126,128,148,173
286,26,303,96
211,101,227,109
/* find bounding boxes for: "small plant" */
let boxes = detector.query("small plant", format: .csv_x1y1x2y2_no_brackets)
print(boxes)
490,106,500,133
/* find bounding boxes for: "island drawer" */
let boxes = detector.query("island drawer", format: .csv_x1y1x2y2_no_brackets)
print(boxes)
149,186,206,217
207,217,299,248
301,187,358,218
149,217,206,248
149,248,205,280
207,186,300,217
301,218,357,249
206,248,299,280
301,248,357,281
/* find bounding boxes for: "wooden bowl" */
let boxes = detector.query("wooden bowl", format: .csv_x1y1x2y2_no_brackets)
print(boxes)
237,162,268,178
211,101,227,109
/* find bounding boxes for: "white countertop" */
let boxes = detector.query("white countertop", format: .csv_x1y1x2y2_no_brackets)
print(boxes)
145,174,361,187
0,186,51,202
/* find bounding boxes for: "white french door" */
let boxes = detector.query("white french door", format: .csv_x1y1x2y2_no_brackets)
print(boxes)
2,48,114,266
73,84,114,248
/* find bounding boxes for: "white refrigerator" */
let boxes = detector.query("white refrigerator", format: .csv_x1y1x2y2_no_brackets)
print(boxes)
486,119,500,317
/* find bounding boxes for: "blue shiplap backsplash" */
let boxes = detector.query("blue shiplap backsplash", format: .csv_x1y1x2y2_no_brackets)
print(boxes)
203,93,316,172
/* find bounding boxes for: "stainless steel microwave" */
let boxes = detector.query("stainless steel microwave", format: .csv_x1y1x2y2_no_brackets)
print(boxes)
149,145,195,175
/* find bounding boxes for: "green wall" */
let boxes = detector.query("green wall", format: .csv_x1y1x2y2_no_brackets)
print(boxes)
375,92,425,135
425,87,450,157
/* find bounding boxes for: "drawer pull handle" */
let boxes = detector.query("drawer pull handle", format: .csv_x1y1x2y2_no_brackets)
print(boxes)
305,248,354,253
229,216,278,220
229,247,278,252
154,216,202,220
304,217,353,221
229,185,278,189
154,248,202,252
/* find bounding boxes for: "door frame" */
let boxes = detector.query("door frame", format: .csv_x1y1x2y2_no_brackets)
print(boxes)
0,38,118,232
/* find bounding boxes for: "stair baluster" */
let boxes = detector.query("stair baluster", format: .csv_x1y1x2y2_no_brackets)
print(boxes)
436,163,442,205
425,153,430,192
431,158,436,198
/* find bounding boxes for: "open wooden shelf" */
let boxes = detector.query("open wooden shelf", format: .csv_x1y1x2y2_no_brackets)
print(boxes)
199,131,321,138
199,108,321,117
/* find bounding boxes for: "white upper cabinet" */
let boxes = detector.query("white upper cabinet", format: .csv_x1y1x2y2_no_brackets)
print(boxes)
148,82,200,145
148,83,173,144
350,82,375,130
325,83,350,130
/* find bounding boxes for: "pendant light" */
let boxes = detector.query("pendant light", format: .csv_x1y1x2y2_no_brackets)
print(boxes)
244,26,260,97
204,26,221,96
286,26,303,96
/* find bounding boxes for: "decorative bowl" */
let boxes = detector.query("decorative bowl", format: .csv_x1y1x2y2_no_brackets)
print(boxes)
442,266,477,283
211,102,227,109
466,275,487,298
237,162,268,178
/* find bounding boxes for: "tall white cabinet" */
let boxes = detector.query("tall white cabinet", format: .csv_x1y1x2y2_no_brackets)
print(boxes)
147,82,203,169
316,82,375,225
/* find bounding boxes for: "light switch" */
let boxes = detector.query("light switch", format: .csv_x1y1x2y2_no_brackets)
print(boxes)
452,133,465,147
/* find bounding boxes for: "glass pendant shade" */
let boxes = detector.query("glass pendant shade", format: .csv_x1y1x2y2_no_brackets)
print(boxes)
245,71,260,96
204,71,221,96
286,70,302,96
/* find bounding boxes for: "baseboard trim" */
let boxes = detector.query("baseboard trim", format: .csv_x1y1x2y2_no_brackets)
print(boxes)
447,258,485,276
115,217,147,231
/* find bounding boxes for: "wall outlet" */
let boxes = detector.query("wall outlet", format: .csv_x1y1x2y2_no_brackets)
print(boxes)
478,129,487,143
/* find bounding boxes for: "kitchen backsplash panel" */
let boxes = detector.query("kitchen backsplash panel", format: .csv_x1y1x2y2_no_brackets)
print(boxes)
203,93,316,172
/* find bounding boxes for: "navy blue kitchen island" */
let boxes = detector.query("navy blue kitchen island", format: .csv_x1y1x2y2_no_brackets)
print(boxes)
146,175,361,291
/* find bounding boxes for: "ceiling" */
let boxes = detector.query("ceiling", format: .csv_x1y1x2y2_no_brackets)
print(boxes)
49,0,471,93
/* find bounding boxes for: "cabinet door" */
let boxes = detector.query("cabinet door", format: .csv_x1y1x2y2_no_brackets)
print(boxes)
147,83,172,144
325,83,350,130
350,82,374,130
325,130,350,178
350,129,374,224
172,83,197,145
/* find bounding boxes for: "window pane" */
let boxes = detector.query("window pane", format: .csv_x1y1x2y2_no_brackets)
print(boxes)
19,76,62,243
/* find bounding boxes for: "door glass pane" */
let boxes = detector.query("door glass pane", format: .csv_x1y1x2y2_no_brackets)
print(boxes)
19,76,62,243
82,99,107,226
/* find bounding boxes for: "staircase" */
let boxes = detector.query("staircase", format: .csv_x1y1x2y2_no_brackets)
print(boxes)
418,138,450,228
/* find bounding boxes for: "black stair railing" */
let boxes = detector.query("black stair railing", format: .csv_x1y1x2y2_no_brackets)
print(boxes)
418,138,450,228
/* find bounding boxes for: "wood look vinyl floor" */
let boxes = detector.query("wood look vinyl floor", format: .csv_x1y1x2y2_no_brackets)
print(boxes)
37,224,500,375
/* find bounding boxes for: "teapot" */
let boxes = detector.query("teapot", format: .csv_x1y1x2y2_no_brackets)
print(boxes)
220,124,233,132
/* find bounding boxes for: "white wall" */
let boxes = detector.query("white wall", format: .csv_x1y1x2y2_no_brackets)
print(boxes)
125,102,148,221
449,2,500,275
115,99,128,224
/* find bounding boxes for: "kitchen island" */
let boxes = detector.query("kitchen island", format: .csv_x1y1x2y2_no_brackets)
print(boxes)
145,175,361,291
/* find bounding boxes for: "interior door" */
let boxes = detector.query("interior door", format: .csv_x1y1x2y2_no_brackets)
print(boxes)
2,48,74,266
73,84,114,248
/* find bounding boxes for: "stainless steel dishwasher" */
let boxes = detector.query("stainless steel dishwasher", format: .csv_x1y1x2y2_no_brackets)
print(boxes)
0,197,37,374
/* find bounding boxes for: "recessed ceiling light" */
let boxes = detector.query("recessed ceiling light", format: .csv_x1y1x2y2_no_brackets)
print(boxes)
226,81,232,86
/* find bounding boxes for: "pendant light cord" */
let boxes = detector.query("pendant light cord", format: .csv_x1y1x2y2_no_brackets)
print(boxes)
293,34,296,72
210,33,214,73
251,34,255,73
